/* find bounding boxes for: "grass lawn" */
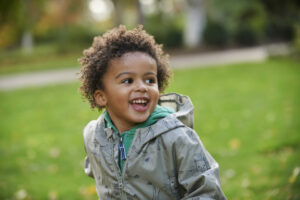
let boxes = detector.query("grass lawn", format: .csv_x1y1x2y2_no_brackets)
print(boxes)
0,44,83,75
0,58,299,200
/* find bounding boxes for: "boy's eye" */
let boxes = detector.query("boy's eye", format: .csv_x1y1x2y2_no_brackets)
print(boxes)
122,78,133,84
145,78,156,84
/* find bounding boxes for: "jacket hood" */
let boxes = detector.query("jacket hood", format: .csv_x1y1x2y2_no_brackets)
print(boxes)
88,93,194,154
127,93,194,153
158,93,194,129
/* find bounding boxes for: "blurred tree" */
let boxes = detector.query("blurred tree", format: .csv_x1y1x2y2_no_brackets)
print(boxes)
34,0,90,52
233,3,265,46
0,0,45,51
111,0,144,26
183,0,206,48
259,0,300,41
0,0,19,24
259,0,300,19
36,0,86,31
0,0,87,51
136,0,144,25
205,0,267,47
154,0,163,19
111,0,124,25
0,0,19,48
203,20,228,47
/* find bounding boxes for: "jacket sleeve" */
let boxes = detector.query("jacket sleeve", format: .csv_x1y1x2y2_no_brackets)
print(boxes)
84,156,94,178
83,120,97,179
175,128,227,200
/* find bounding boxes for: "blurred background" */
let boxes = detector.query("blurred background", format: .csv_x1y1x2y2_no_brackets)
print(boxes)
1,0,300,58
0,0,299,199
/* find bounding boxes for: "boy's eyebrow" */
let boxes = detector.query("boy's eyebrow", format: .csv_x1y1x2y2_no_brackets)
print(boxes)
115,71,157,79
144,72,157,76
115,72,134,79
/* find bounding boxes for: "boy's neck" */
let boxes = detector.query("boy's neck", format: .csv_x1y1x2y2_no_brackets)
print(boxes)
105,111,136,134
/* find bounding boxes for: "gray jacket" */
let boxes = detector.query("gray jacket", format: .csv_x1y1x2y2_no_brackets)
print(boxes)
83,93,227,199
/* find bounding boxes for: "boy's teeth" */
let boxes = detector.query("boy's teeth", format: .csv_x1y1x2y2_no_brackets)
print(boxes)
133,99,147,104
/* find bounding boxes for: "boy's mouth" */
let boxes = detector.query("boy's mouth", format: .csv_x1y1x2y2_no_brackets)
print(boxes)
130,97,149,112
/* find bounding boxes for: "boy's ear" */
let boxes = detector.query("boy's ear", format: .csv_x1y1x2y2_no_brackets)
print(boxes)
94,90,107,106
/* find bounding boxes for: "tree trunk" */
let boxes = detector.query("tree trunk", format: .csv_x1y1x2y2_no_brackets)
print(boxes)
184,0,206,48
112,0,123,26
21,30,33,54
136,0,144,25
21,0,34,53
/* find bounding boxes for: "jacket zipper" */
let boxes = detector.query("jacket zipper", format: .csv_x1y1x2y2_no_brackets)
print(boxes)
119,136,127,200
119,136,127,161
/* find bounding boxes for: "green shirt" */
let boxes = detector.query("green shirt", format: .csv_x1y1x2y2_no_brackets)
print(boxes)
104,105,174,171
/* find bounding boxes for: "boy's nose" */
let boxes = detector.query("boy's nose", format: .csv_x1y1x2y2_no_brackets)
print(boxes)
135,81,147,92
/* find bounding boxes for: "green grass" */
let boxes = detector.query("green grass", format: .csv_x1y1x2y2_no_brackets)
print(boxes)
0,44,83,75
0,58,299,200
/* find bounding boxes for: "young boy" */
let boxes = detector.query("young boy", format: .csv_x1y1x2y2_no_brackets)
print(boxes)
79,25,226,199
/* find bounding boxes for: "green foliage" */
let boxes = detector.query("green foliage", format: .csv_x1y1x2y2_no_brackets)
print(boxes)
292,24,300,59
205,0,264,47
233,24,258,46
264,18,295,41
145,14,183,48
257,0,300,42
205,0,300,47
0,0,46,48
232,4,266,46
36,25,98,53
203,20,228,47
0,58,300,199
0,0,87,49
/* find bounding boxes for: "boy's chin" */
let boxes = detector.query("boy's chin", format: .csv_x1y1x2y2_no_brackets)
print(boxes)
133,116,149,123
130,113,151,123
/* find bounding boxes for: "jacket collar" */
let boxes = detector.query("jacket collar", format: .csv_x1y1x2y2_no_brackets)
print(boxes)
131,114,185,154
95,114,117,141
94,93,194,151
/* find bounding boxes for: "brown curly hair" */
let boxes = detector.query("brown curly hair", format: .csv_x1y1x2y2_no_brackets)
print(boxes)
79,25,171,110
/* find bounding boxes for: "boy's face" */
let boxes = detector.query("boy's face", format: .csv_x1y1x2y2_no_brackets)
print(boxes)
94,51,159,133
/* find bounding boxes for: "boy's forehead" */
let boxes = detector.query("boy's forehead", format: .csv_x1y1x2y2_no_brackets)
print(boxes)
109,51,157,69
123,51,154,59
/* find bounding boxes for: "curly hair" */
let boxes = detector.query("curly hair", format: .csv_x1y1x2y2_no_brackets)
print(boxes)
79,25,171,110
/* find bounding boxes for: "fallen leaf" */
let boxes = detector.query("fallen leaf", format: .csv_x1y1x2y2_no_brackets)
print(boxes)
79,185,97,197
224,169,235,179
266,189,279,198
15,189,27,200
288,166,300,184
229,138,241,150
251,164,262,175
47,164,58,174
49,147,61,158
241,178,250,188
48,190,58,200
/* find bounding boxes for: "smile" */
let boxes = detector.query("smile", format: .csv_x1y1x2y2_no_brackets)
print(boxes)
130,98,149,112
132,99,147,104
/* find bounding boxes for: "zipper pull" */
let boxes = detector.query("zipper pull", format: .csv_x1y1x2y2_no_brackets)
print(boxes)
120,137,126,160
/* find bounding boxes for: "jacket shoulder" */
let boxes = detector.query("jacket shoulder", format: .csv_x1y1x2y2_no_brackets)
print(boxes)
160,115,196,139
156,116,198,151
162,122,200,146
165,119,219,170
83,119,98,144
